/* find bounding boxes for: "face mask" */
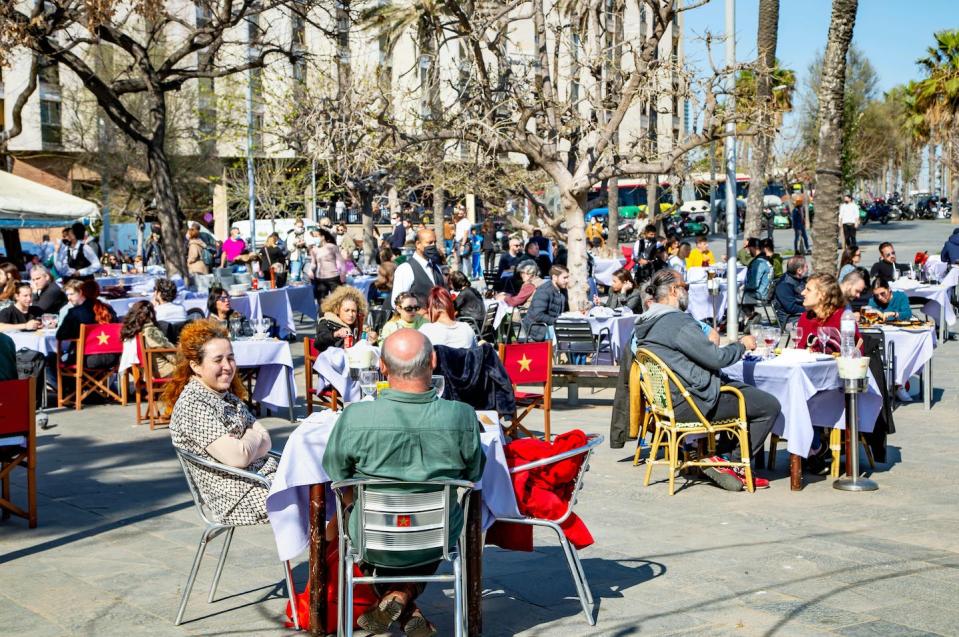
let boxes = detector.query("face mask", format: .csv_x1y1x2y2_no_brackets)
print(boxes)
423,245,441,263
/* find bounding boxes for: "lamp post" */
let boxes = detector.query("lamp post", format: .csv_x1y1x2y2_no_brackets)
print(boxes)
723,0,739,339
245,15,257,251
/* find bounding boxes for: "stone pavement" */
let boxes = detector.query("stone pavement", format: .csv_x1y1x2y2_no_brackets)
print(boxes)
2,220,959,636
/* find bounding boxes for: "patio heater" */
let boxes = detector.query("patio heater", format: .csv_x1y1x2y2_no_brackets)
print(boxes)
834,357,879,492
707,270,721,328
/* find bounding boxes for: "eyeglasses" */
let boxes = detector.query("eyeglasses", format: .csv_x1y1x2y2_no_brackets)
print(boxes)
882,251,895,257
216,295,230,301
400,305,420,312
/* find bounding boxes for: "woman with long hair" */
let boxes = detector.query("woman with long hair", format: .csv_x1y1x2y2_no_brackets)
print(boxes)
309,227,345,304
56,279,119,368
0,262,21,308
259,232,287,287
186,226,209,275
371,261,397,311
449,270,485,327
121,300,177,378
838,246,862,283
315,285,368,351
418,286,476,348
797,273,861,354
206,285,251,336
163,320,276,525
599,268,643,313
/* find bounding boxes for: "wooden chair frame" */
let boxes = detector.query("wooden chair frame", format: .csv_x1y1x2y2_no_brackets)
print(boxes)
132,334,177,430
0,377,38,528
635,348,754,495
303,337,340,414
498,341,553,440
56,324,127,411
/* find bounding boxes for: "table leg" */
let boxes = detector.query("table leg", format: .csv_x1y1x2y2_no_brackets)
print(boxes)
309,484,328,636
844,424,853,477
287,370,296,423
923,359,932,410
466,491,483,636
567,381,580,407
789,454,803,491
940,304,947,342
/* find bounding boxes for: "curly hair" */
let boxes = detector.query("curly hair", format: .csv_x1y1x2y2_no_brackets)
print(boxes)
161,319,247,416
120,301,158,341
155,278,178,303
806,273,845,319
320,284,367,317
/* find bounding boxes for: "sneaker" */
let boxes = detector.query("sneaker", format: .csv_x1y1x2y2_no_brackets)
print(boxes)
733,466,770,489
896,388,913,403
358,596,405,633
701,456,744,491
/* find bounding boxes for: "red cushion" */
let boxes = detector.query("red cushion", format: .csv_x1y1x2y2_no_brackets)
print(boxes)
514,391,544,401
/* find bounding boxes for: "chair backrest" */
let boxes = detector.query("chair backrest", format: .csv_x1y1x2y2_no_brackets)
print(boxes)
157,320,187,344
0,377,35,437
80,322,124,356
499,340,552,385
634,348,708,426
175,448,270,527
186,308,206,321
332,478,474,564
554,318,597,354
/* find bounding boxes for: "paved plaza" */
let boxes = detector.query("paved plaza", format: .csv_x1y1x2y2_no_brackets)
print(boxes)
2,221,959,636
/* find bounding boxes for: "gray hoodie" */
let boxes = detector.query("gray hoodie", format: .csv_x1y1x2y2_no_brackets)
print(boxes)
632,303,745,409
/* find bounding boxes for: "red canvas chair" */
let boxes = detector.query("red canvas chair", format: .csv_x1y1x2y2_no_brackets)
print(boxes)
0,377,38,528
132,333,177,430
304,337,341,414
57,323,126,411
499,341,553,440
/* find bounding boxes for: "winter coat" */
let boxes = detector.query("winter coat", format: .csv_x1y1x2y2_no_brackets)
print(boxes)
522,280,566,341
941,228,959,264
773,273,806,325
432,343,516,416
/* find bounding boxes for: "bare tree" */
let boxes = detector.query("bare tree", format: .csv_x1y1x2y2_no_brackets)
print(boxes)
811,0,859,275
0,0,313,276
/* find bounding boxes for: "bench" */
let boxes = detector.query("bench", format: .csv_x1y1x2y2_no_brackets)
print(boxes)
552,364,620,406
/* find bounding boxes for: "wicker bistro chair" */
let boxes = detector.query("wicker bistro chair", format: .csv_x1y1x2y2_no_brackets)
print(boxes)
495,433,604,625
634,348,755,495
628,360,654,466
331,478,475,637
173,449,299,629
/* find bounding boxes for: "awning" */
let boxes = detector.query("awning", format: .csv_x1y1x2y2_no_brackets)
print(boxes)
0,170,100,228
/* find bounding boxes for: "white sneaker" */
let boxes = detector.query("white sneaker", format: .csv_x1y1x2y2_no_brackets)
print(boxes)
896,388,913,403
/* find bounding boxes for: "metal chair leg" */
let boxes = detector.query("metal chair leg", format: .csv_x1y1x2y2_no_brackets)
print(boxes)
175,526,216,625
344,558,355,637
556,529,595,625
208,527,234,602
338,534,346,637
569,545,593,605
453,556,464,637
284,560,300,630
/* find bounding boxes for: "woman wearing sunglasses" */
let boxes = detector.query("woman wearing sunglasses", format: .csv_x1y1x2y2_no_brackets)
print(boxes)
206,285,250,336
377,291,426,344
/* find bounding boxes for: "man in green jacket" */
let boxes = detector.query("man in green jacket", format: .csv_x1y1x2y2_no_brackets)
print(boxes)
323,328,485,636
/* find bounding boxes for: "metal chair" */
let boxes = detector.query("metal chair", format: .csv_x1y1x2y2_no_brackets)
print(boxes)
331,478,475,637
173,449,299,629
554,318,612,365
494,434,604,625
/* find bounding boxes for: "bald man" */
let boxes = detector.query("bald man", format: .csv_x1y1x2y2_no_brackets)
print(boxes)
390,228,447,307
323,328,485,634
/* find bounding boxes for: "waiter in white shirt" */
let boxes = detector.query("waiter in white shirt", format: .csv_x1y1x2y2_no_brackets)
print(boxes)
56,222,102,281
838,194,860,248
390,229,447,309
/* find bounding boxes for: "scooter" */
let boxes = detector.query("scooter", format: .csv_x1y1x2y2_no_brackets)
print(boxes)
680,210,709,236
866,199,891,224
617,222,637,244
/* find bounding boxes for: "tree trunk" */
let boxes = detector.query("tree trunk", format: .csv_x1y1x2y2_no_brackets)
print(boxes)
146,140,188,277
744,0,780,241
647,176,659,227
607,177,619,254
433,183,446,255
360,191,376,268
811,0,859,276
950,139,959,225
562,189,589,311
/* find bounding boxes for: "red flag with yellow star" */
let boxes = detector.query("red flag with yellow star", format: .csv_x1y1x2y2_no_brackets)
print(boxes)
82,324,124,356
500,341,551,384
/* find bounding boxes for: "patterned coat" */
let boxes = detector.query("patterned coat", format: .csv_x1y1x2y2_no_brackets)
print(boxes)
170,377,277,525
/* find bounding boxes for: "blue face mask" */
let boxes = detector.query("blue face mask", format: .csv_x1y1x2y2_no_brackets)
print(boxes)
423,245,441,263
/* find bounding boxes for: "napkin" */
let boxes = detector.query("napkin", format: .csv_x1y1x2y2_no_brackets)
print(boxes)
588,306,615,318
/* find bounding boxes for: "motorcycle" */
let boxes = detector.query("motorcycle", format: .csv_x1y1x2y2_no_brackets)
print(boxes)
617,221,637,244
866,199,891,224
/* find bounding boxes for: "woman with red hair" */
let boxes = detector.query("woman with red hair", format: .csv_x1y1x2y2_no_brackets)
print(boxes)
56,279,119,368
163,319,275,524
418,286,476,348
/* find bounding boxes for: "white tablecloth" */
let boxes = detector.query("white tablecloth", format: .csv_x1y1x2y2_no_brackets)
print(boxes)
8,329,57,356
891,278,957,327
724,355,883,458
686,266,746,284
485,298,511,329
265,409,519,562
688,282,727,321
924,256,950,281
863,326,936,386
235,339,296,411
247,289,296,338
593,258,626,286
585,313,636,358
286,284,317,320
311,344,381,403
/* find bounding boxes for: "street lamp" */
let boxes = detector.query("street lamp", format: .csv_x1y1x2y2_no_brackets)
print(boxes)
724,0,739,339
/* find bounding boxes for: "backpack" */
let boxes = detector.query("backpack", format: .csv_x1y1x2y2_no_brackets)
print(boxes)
16,348,45,408
201,246,215,268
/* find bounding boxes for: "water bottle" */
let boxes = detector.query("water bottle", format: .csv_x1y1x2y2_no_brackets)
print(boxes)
840,308,858,358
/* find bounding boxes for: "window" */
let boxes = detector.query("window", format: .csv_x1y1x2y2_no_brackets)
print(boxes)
40,99,62,144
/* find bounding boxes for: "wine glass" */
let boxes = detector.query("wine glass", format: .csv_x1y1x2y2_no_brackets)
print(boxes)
431,374,446,397
359,370,379,400
788,324,801,348
763,327,779,357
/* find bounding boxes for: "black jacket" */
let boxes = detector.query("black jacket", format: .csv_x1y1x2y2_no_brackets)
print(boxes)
453,286,486,328
773,274,806,325
870,260,908,282
315,313,356,352
605,288,643,314
433,343,516,417
523,280,566,341
32,282,67,315
57,299,118,341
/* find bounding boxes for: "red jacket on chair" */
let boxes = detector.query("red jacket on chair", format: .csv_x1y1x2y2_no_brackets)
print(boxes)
487,430,594,552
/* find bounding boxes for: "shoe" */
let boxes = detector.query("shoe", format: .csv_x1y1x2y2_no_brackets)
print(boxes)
358,596,405,633
403,610,438,637
896,388,913,403
701,456,744,492
733,466,770,489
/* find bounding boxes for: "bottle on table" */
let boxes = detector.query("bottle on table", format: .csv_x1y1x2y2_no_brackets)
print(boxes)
840,308,858,358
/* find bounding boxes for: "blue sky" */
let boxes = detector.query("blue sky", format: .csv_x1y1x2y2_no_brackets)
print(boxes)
683,0,955,96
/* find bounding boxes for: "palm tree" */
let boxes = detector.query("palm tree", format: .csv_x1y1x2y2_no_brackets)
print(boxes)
743,0,780,240
911,30,959,224
811,0,859,275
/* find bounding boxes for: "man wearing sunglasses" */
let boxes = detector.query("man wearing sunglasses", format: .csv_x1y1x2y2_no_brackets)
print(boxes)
870,241,907,282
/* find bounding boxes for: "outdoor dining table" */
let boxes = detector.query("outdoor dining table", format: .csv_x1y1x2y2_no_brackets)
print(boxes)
582,310,637,359
724,352,883,490
7,329,58,356
346,274,376,299
891,269,958,341
265,409,520,636
285,283,318,320
687,281,727,322
862,324,936,409
484,298,512,329
233,338,297,421
246,288,297,338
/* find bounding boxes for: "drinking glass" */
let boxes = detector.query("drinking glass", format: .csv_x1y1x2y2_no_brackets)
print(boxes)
763,327,779,356
229,316,242,340
749,324,763,341
788,324,801,348
359,370,379,400
431,374,446,397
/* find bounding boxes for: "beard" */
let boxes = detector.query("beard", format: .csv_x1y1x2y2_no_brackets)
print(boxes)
677,289,689,312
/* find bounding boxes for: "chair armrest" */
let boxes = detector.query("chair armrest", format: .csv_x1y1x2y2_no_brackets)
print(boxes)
718,385,747,422
508,434,604,473
267,449,283,460
176,449,272,489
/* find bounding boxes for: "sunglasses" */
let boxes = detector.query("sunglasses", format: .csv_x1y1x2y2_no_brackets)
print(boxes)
400,305,420,312
883,251,896,256
216,295,230,301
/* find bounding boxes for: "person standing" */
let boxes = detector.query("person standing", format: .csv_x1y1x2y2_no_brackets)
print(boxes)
39,234,55,267
220,226,246,268
791,203,810,255
454,207,472,276
389,212,406,256
481,220,497,276
186,226,210,275
56,222,102,281
286,219,308,281
838,194,860,248
144,225,164,267
309,228,346,304
390,229,446,307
